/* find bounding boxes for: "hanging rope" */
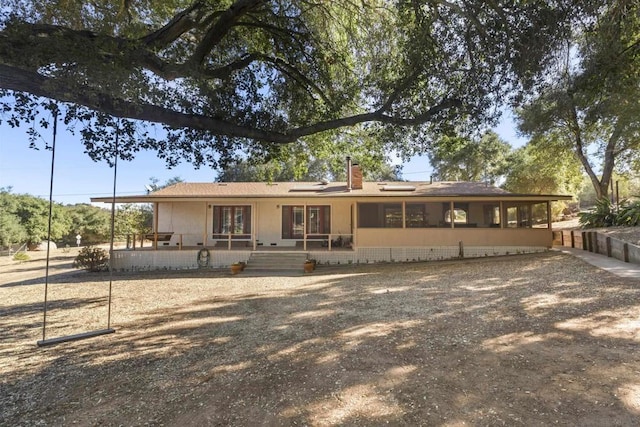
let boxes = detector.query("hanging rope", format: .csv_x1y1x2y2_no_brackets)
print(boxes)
40,107,58,343
37,113,116,346
107,119,120,329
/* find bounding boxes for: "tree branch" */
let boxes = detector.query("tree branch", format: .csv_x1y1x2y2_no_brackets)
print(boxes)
140,2,213,48
189,0,265,67
253,54,333,106
288,97,462,138
0,63,292,143
379,71,422,112
0,63,462,144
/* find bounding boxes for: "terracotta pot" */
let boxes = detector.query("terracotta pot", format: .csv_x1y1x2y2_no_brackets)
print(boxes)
303,261,315,273
231,264,243,275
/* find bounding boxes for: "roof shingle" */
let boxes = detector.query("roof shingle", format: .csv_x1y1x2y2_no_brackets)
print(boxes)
150,181,512,197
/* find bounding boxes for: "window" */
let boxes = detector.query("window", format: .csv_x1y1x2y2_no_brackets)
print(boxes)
213,206,251,237
503,202,548,228
443,209,468,224
532,202,549,228
307,206,324,234
358,203,403,228
483,204,501,227
282,206,330,239
406,203,428,228
443,202,469,225
384,204,403,227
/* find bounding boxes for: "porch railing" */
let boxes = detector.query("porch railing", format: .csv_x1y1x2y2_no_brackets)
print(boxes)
123,232,354,251
125,232,255,250
302,233,354,251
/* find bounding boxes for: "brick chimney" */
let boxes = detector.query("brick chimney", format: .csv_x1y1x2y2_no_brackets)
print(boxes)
351,163,363,190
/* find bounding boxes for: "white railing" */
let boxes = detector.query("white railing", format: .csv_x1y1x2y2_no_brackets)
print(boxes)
122,232,354,251
302,233,354,251
123,232,255,250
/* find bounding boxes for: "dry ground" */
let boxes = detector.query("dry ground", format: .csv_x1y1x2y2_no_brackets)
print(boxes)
1,246,640,426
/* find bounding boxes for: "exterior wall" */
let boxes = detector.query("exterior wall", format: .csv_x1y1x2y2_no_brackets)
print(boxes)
110,245,548,271
346,246,546,264
157,202,208,246
111,249,251,271
254,199,353,248
355,227,553,248
256,199,286,247
147,199,355,248
332,202,353,238
153,198,554,250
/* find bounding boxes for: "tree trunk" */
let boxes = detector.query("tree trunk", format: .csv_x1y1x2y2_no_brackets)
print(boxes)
568,99,608,200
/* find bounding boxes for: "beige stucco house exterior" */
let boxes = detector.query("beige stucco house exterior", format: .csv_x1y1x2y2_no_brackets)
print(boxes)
92,164,571,271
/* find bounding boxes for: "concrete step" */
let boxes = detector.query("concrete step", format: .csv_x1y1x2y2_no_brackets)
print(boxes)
245,252,308,272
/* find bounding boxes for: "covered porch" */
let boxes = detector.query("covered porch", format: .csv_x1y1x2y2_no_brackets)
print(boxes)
91,180,571,271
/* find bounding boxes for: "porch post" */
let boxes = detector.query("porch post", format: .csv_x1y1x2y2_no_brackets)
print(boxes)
253,202,257,250
547,201,552,229
402,201,406,228
303,202,307,251
450,201,454,228
153,202,159,250
499,201,504,229
203,202,208,248
352,203,356,249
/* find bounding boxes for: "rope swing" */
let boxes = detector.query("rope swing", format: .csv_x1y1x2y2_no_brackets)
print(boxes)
37,112,116,346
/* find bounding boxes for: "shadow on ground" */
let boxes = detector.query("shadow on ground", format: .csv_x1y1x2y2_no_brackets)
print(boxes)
1,252,640,426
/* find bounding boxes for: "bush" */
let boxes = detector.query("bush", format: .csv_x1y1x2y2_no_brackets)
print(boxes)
73,246,109,272
578,198,617,228
617,200,640,226
12,252,30,262
579,198,640,228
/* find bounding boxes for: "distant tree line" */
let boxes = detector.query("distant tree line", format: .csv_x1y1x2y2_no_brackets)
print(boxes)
428,131,640,214
0,187,152,249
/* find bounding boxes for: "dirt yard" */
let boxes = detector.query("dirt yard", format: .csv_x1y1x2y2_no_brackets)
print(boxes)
1,248,640,426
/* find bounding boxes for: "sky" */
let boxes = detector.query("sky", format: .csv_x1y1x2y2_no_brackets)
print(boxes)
0,111,526,205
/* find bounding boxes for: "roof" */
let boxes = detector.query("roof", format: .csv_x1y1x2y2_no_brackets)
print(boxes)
91,181,573,203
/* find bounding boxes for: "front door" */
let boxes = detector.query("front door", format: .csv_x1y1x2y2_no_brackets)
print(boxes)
282,205,331,240
290,206,304,239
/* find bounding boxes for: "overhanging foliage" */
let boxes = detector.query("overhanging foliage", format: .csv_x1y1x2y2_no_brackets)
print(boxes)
0,0,590,168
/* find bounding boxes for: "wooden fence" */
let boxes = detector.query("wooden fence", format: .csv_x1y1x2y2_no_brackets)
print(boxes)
553,230,640,265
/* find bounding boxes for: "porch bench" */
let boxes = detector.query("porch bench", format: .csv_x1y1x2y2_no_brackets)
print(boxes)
214,240,251,248
295,240,327,248
143,232,174,241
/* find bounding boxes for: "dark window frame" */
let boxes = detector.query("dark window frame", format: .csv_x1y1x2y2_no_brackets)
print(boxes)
358,203,403,228
282,205,331,239
212,205,252,237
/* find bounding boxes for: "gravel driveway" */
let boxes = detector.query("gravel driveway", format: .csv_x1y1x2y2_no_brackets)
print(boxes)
1,249,640,426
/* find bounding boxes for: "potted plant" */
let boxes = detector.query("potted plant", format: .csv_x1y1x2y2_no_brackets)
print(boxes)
230,262,243,275
303,259,316,273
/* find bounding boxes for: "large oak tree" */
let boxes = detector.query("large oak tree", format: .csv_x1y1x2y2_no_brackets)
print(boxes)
428,131,512,185
0,1,594,169
517,0,640,200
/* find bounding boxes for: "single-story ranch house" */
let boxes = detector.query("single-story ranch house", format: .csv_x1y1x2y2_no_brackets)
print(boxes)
92,162,571,271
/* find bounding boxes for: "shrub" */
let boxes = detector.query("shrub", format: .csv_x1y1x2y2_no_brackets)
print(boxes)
12,252,30,262
578,198,617,228
616,200,640,226
579,198,640,228
73,246,109,272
